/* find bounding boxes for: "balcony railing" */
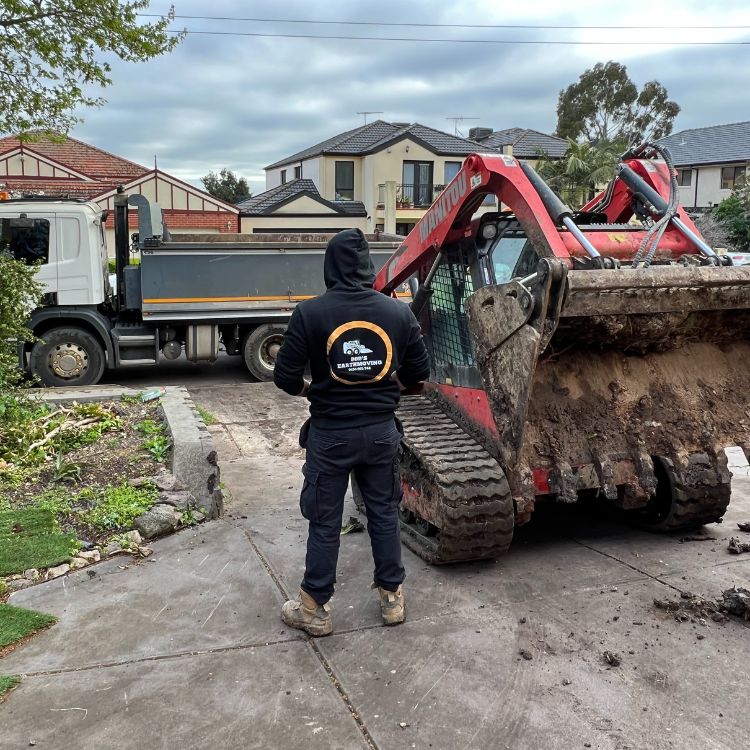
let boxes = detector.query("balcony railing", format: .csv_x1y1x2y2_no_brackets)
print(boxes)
377,183,446,209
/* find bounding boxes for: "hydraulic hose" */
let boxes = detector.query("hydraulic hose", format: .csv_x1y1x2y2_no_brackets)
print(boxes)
627,143,680,268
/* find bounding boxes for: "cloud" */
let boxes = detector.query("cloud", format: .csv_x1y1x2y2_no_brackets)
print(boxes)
70,0,750,191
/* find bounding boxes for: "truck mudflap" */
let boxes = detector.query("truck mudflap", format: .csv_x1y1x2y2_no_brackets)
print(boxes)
466,260,750,525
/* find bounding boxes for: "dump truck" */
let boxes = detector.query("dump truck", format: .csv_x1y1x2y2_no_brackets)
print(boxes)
0,192,401,386
362,145,750,564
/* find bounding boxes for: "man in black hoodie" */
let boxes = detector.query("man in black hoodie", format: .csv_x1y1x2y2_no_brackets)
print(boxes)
274,228,430,636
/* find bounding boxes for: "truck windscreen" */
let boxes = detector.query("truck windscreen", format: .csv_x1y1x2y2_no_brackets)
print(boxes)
0,217,50,265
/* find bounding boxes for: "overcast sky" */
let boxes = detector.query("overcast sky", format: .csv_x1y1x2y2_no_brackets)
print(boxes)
71,0,750,193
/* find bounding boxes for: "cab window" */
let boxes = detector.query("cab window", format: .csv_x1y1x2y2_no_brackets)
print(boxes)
490,232,538,283
0,217,51,265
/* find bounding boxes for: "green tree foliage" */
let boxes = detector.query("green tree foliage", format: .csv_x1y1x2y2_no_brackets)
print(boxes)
201,169,253,204
555,61,680,145
536,139,619,208
0,1,183,135
0,254,42,393
713,178,750,251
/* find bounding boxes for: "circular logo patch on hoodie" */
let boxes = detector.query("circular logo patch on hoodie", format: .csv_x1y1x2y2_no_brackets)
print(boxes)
326,321,393,385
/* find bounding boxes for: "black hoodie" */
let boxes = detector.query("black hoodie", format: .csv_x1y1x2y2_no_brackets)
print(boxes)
274,228,430,426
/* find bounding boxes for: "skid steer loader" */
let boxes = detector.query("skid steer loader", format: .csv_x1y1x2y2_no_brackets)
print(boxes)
359,145,750,564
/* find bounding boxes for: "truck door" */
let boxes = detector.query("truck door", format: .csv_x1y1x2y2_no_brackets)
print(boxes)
55,213,97,305
0,212,57,293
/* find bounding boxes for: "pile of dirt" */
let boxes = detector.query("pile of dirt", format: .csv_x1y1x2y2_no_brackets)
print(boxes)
653,587,750,623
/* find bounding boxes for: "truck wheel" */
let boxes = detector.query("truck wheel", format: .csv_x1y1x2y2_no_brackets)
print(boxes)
29,327,106,387
242,324,285,381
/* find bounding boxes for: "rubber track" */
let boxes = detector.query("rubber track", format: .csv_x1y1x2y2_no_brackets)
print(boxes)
653,452,732,530
396,396,514,564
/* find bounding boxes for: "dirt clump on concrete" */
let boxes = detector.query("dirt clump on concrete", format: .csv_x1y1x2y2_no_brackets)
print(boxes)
653,587,750,623
728,536,750,554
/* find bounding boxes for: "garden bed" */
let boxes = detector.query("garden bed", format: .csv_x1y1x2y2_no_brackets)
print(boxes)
0,392,201,590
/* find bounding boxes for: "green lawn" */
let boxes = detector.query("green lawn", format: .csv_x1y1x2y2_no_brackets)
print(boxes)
0,675,19,699
0,603,57,650
0,508,76,576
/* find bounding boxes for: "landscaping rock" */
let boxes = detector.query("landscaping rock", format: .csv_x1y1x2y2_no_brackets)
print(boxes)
47,563,70,579
158,490,195,510
69,557,88,570
105,541,122,556
23,569,40,581
7,578,33,592
77,550,101,563
128,476,156,488
122,530,142,546
154,473,184,492
133,504,180,539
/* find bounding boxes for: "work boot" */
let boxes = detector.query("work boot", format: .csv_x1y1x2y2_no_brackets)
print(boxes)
281,588,333,637
373,583,405,625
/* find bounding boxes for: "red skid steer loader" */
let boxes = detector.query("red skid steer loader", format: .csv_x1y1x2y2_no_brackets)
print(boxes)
355,144,750,564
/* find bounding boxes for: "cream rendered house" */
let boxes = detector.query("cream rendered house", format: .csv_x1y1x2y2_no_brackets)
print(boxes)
657,122,750,209
249,120,500,236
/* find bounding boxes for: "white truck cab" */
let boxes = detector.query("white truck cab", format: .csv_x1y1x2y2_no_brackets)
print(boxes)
0,198,111,305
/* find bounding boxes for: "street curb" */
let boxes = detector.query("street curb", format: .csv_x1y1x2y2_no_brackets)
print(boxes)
39,385,223,519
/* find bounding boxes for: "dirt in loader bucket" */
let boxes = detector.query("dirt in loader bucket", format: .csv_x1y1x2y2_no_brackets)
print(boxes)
467,260,750,529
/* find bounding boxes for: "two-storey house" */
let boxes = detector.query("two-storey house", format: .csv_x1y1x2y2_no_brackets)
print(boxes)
241,120,500,236
657,122,750,209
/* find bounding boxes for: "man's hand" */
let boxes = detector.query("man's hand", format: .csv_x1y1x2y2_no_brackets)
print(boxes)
391,371,424,395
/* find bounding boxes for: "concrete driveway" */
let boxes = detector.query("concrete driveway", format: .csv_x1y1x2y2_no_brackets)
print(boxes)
2,383,749,750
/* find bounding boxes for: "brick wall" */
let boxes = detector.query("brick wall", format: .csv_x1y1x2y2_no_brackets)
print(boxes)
104,209,240,234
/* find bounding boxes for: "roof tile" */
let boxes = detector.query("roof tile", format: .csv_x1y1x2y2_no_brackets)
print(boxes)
238,178,366,216
477,128,568,158
656,122,750,166
265,120,495,169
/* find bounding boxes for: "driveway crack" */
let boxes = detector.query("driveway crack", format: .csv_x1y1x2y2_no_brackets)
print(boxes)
231,519,379,750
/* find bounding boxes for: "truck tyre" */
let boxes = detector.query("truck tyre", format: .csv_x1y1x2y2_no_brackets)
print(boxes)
29,327,106,387
242,324,285,381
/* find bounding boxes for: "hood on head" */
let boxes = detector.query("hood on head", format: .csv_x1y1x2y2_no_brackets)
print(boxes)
324,228,375,290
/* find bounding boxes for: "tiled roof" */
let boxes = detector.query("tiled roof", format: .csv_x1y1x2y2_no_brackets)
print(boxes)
238,178,367,216
477,128,568,158
0,134,147,180
656,122,750,166
0,133,149,199
266,120,492,169
0,179,105,198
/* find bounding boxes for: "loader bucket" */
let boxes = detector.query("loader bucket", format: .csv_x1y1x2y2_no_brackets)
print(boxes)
466,260,750,527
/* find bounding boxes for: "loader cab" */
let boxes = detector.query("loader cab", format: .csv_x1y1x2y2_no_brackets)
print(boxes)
418,214,540,389
474,214,539,286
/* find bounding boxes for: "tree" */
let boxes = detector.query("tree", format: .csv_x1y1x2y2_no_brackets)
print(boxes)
555,61,680,145
0,254,42,395
536,139,619,208
201,169,253,204
0,1,182,135
712,178,750,251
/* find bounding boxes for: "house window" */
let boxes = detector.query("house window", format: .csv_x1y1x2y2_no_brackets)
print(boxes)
280,169,287,185
335,161,354,200
677,169,692,187
294,166,301,179
0,217,50,265
444,161,462,184
721,166,746,190
402,161,434,207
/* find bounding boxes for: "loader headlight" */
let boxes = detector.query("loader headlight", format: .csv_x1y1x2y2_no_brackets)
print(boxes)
481,223,497,240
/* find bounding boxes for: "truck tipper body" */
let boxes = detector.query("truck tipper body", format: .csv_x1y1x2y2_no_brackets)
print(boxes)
0,192,402,385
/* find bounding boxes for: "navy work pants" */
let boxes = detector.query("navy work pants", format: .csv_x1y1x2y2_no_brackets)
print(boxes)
299,419,406,604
